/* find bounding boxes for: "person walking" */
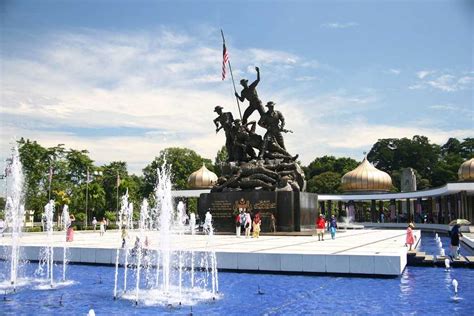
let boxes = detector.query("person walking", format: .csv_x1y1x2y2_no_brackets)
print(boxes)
239,210,246,237
66,214,75,242
92,217,98,231
450,224,463,260
245,210,252,238
102,217,107,232
99,218,105,236
121,227,127,248
329,215,338,240
405,223,416,251
235,212,242,237
252,215,261,238
270,213,276,233
316,214,326,241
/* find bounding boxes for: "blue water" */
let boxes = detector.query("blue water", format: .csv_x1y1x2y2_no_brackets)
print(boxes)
418,231,473,257
1,233,474,315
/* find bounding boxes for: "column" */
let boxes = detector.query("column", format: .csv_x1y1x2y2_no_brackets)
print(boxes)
371,200,376,222
406,198,411,223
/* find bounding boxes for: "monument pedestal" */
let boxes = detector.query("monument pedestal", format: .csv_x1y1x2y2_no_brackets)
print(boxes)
198,191,318,232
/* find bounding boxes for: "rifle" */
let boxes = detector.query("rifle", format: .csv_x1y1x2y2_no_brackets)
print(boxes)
280,128,293,133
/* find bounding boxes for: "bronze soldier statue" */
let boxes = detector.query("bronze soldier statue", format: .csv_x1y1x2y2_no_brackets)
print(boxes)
213,106,235,161
232,119,258,162
235,67,265,124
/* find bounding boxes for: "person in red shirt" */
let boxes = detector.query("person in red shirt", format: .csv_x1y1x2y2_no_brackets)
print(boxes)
316,214,326,241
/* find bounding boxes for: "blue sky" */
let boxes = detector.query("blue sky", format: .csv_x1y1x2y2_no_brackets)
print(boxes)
0,0,472,176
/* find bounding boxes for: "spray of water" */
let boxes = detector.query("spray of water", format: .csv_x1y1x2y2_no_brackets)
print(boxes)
116,163,219,306
62,205,70,281
4,146,26,290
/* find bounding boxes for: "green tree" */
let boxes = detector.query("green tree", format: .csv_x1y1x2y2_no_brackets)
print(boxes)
368,135,441,189
101,161,129,214
142,147,212,196
305,155,358,179
18,139,52,216
65,149,93,185
214,146,228,177
460,138,474,158
307,171,342,194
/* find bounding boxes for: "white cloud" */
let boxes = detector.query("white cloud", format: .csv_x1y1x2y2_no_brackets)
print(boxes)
416,70,434,79
387,69,401,75
410,71,473,92
321,22,359,29
1,28,471,181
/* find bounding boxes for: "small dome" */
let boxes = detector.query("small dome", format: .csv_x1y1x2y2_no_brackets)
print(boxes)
458,158,474,181
341,157,392,192
187,164,218,189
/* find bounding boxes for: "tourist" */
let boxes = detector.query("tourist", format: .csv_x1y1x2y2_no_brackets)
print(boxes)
316,214,326,241
449,224,463,260
41,213,46,232
92,217,98,231
66,214,75,242
252,215,261,238
102,217,107,232
235,212,242,237
99,218,105,236
121,227,127,248
131,236,141,256
270,213,276,233
239,210,246,236
405,223,416,251
245,210,252,238
329,215,337,240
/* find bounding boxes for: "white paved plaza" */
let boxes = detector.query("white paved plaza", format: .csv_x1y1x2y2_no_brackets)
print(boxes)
0,228,418,276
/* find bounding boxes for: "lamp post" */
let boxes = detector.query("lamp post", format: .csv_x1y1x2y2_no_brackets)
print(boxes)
85,168,102,228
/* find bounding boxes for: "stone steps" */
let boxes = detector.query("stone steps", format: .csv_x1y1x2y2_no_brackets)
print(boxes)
407,250,474,268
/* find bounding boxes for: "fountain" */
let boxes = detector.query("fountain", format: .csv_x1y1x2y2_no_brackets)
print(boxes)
3,146,26,291
113,190,133,299
190,213,196,235
36,200,55,288
444,258,450,271
61,205,70,281
339,216,363,230
115,163,219,306
452,279,458,296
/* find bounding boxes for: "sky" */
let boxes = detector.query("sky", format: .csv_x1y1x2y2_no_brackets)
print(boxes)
0,0,473,181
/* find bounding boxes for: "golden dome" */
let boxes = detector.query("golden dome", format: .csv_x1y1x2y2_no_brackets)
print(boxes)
458,158,474,181
187,164,218,189
341,157,392,192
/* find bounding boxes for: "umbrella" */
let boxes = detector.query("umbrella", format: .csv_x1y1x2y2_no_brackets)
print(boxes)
448,219,471,226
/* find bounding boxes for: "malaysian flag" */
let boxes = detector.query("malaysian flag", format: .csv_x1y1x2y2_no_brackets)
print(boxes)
222,42,229,80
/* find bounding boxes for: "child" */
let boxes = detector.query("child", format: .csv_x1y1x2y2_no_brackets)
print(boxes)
252,216,261,238
316,214,326,241
405,223,416,251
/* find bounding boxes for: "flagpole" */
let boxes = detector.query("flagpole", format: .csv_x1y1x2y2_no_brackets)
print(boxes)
221,29,242,120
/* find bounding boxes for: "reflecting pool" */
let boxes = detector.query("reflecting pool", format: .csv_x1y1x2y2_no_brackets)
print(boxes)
1,259,473,315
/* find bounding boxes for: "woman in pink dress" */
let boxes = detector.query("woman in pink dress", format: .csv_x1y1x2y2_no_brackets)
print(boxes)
66,214,76,242
405,223,416,250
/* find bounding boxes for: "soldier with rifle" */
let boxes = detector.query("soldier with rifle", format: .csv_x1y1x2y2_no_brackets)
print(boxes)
213,105,235,161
